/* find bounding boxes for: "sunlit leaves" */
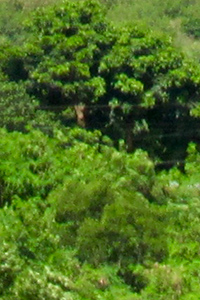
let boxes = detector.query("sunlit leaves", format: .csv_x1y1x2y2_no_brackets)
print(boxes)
19,0,112,110
114,74,143,95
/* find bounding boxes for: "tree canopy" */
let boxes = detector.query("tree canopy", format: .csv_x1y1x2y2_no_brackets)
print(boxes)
1,0,200,163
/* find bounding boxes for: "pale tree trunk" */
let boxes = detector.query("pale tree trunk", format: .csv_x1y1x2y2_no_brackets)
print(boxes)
74,105,88,128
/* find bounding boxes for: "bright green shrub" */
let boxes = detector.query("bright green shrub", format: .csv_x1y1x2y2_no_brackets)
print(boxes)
0,127,108,206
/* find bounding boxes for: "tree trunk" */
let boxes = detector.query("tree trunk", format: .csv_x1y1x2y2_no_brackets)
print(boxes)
74,105,88,128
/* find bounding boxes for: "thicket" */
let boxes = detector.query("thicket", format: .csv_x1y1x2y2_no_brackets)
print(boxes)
1,0,200,299
1,127,200,299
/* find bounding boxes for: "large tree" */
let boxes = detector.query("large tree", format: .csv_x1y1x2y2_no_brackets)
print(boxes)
2,0,200,163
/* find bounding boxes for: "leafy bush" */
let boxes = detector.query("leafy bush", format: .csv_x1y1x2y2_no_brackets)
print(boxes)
0,127,105,205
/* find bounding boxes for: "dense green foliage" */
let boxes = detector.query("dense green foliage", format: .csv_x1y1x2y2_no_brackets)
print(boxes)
2,0,200,163
1,127,200,299
1,0,200,299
